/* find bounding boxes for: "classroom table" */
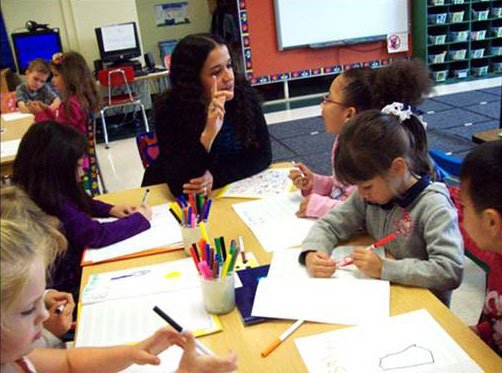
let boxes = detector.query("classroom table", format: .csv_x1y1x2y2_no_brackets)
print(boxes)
0,113,34,177
472,128,502,144
81,184,502,372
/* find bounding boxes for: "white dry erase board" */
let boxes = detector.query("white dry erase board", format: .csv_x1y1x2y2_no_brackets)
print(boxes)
274,0,409,50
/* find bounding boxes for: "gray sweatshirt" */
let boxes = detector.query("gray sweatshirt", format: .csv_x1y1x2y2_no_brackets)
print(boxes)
301,181,464,305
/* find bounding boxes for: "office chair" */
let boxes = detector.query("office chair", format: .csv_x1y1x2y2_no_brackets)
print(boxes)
97,66,149,148
135,131,159,169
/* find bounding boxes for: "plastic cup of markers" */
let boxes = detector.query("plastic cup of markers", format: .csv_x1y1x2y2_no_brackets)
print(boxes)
199,275,235,315
181,225,203,256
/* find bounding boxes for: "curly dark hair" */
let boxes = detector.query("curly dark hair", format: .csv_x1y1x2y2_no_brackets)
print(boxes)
155,33,262,147
340,59,433,111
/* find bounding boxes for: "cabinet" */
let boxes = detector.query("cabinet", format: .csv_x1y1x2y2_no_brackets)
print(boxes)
412,0,502,83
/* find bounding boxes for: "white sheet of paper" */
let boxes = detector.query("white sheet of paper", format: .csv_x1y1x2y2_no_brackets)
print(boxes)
0,139,21,157
268,247,385,280
251,277,389,325
83,204,183,263
1,112,33,121
221,168,293,198
81,259,243,305
295,309,482,373
81,259,200,304
232,192,315,251
76,289,216,347
121,347,182,372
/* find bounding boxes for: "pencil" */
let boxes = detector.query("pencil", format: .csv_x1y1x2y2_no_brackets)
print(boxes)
261,319,304,357
153,306,214,356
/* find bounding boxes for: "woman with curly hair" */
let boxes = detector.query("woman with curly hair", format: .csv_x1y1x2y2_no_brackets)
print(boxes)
142,33,272,196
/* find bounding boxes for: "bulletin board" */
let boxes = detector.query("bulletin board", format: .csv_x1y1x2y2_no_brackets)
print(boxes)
237,0,413,85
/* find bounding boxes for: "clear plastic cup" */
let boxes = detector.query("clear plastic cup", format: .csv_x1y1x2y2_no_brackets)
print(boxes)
199,275,235,315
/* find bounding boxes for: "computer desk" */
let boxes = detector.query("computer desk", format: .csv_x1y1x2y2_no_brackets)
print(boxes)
81,184,502,372
0,113,34,177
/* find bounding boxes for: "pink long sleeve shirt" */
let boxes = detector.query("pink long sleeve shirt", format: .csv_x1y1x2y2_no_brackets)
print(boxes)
302,138,356,218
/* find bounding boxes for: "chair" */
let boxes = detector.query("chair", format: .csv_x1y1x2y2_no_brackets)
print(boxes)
0,91,17,113
97,66,149,148
135,131,159,169
84,116,107,195
429,148,463,185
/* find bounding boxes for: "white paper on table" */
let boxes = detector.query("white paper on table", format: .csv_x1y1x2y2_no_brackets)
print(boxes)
295,309,482,373
251,277,389,325
1,112,33,121
221,168,293,198
121,347,182,373
0,139,21,157
232,192,315,251
81,259,243,305
268,247,385,280
76,289,217,347
81,259,200,304
83,204,183,263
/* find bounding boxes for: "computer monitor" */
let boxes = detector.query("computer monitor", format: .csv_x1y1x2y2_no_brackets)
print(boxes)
95,22,141,64
158,39,177,69
11,29,63,74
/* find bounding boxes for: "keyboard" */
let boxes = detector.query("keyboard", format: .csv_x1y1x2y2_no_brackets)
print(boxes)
133,70,148,77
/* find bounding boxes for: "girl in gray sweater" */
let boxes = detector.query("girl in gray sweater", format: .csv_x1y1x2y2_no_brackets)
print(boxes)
300,104,463,305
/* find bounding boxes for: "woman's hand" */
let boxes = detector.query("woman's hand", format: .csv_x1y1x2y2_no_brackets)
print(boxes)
289,162,314,191
43,290,75,337
183,170,213,195
305,251,337,278
177,332,238,373
200,77,233,152
295,195,311,218
110,204,139,218
349,248,383,278
26,100,48,114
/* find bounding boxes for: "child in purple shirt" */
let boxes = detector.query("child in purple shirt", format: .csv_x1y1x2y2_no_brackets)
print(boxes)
13,121,152,297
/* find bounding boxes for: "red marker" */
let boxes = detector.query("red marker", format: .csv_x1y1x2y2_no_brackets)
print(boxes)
335,233,398,267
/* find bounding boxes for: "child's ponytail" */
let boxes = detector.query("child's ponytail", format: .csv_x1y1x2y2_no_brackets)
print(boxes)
382,103,432,178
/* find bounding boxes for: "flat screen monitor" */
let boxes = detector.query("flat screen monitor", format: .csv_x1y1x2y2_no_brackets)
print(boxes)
158,39,177,69
11,29,63,74
95,22,141,64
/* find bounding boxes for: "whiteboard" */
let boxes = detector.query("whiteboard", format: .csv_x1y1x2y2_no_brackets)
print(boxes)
274,0,409,50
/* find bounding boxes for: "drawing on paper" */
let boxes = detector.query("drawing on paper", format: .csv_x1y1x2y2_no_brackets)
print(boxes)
379,344,434,370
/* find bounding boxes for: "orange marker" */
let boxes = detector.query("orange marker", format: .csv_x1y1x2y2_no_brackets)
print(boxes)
261,319,304,357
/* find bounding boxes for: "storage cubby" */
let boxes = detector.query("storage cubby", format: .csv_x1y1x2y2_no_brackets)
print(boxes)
413,0,502,83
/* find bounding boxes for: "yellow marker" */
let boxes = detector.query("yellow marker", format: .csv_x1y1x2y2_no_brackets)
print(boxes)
164,271,181,279
199,221,209,242
220,248,234,277
170,203,183,220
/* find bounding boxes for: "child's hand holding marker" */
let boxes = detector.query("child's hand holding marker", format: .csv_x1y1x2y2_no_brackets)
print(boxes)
289,161,314,190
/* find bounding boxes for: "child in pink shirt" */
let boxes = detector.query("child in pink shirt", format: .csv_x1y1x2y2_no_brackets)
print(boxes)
290,60,432,218
28,51,99,135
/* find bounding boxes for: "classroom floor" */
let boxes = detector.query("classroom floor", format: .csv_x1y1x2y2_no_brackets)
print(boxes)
95,76,501,327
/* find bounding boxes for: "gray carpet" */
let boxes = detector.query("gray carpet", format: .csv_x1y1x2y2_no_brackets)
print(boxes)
269,87,501,175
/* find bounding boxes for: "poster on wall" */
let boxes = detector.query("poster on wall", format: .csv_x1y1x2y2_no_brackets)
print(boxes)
154,2,190,27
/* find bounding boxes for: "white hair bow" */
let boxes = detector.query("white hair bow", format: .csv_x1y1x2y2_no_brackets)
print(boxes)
381,102,412,122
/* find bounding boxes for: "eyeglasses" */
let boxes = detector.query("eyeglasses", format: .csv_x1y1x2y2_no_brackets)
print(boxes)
321,93,346,107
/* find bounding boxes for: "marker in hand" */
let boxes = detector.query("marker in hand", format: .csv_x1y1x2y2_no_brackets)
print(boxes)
141,188,150,207
335,233,398,268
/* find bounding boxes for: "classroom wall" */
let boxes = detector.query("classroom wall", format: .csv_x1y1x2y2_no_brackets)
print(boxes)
135,0,212,65
2,0,142,70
